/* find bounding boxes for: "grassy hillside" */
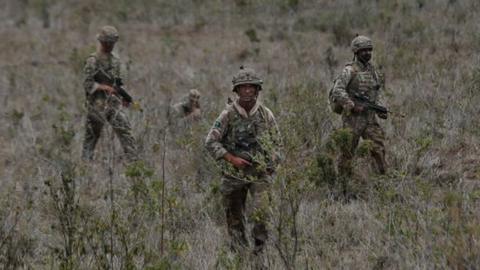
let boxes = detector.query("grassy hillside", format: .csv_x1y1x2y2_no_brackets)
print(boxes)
0,0,479,269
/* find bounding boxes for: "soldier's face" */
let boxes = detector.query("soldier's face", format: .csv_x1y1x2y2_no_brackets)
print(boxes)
236,84,258,102
189,95,200,107
100,41,115,53
357,48,372,63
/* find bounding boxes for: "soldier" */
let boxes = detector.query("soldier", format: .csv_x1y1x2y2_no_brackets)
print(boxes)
172,88,202,121
81,26,138,161
205,66,282,257
329,35,387,189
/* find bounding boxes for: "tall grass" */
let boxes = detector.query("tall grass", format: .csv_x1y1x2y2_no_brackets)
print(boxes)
0,0,479,268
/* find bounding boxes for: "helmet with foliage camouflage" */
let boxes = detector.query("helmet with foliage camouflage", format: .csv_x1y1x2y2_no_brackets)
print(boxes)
351,35,373,53
97,26,119,43
232,66,263,92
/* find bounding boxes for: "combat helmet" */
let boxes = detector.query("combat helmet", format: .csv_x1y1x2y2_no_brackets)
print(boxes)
351,35,373,53
188,89,201,101
97,25,119,43
232,66,263,92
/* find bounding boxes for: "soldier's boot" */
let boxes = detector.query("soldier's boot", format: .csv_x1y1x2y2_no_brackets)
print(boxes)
82,113,104,161
110,110,138,162
251,224,268,270
252,223,267,255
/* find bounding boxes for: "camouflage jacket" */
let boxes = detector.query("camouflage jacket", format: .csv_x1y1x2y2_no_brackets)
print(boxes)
205,100,282,178
173,99,199,118
173,100,191,116
83,51,122,103
330,60,385,118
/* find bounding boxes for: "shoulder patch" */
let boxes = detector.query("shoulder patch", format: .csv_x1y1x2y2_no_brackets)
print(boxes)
214,120,222,128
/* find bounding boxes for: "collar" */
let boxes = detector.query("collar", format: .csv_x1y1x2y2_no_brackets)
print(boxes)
354,59,371,71
233,100,261,118
96,50,113,60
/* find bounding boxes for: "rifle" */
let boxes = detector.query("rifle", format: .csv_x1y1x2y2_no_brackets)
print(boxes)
351,93,405,118
93,68,133,105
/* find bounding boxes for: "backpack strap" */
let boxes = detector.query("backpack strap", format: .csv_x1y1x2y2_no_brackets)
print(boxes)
345,62,358,91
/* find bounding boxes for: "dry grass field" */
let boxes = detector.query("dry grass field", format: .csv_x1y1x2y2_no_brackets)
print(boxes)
0,0,479,269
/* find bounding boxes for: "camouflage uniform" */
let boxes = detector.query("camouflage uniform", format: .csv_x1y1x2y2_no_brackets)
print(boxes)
205,67,282,254
81,26,137,161
172,89,201,121
330,36,387,178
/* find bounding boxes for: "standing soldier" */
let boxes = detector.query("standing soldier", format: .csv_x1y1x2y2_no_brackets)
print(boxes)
205,66,282,258
81,25,138,161
329,35,388,192
172,88,202,121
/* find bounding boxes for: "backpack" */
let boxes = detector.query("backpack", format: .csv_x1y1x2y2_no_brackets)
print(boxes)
328,63,358,114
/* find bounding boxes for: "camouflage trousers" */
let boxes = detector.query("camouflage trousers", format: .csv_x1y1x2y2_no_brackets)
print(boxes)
82,100,137,161
338,114,387,178
220,175,271,254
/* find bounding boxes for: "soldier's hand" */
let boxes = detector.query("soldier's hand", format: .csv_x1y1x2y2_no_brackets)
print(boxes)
343,99,355,113
224,153,252,169
97,84,116,95
352,104,364,113
378,111,388,119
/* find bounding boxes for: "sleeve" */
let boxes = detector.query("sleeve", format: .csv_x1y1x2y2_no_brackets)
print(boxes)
330,65,354,106
205,109,230,160
171,102,184,117
83,56,98,95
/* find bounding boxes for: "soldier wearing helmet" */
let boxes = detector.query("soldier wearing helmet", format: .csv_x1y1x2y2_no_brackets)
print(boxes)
172,89,202,122
205,66,282,260
81,25,138,161
329,35,388,196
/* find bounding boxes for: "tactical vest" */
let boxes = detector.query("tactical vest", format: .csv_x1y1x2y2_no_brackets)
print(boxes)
346,61,381,103
89,53,122,104
222,104,272,177
91,53,121,79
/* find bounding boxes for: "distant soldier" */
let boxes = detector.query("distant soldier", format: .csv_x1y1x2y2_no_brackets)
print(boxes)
81,26,137,161
205,66,282,258
172,88,202,121
329,35,387,185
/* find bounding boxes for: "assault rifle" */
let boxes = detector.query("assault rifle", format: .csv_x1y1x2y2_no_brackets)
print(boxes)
351,93,387,114
93,69,133,105
351,93,405,118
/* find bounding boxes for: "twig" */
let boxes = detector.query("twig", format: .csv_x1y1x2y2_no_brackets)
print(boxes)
160,99,172,257
108,124,116,270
